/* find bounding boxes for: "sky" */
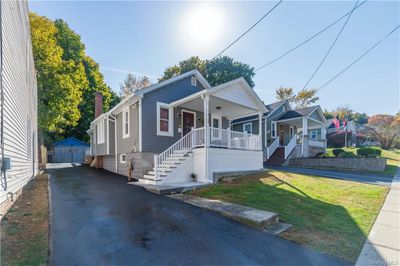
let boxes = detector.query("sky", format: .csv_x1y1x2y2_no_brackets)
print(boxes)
29,0,399,115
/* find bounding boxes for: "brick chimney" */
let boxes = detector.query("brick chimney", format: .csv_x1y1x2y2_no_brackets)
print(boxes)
94,91,103,119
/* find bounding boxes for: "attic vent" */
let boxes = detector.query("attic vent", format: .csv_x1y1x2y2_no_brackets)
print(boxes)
191,76,197,86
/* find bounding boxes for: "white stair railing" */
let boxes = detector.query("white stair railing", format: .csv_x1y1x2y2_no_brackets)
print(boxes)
154,128,203,180
265,136,279,159
285,134,297,159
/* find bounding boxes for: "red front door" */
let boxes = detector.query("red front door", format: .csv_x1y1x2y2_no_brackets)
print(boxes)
182,111,195,136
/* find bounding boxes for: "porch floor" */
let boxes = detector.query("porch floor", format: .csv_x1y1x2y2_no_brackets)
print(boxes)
127,181,212,195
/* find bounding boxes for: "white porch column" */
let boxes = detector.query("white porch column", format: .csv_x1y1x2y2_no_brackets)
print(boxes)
302,117,308,157
202,94,210,182
258,112,263,150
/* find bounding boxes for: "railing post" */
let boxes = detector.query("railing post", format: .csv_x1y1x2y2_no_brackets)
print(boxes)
154,154,158,180
227,128,231,149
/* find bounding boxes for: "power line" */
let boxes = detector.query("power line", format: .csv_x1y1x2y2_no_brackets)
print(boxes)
318,24,400,90
302,0,360,90
213,0,283,59
255,0,367,72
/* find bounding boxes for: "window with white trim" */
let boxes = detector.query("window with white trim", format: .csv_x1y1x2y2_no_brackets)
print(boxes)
191,76,197,86
157,102,173,136
243,123,252,134
271,121,277,138
97,119,105,144
122,108,130,138
120,154,126,163
310,129,318,139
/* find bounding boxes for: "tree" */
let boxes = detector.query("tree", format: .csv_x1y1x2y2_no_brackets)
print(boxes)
367,114,400,150
323,105,369,125
159,56,206,82
159,56,255,87
276,87,319,109
205,56,255,87
30,13,118,144
30,13,85,136
119,74,151,98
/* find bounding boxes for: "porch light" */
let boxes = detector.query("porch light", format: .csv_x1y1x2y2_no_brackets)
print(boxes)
216,106,221,111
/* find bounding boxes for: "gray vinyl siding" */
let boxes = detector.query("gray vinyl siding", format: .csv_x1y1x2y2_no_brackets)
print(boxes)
308,128,323,140
94,117,107,156
0,1,38,207
141,76,206,153
108,120,115,155
309,109,324,122
116,102,139,155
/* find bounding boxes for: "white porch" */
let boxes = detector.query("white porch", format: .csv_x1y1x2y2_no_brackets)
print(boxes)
265,115,327,161
142,78,267,185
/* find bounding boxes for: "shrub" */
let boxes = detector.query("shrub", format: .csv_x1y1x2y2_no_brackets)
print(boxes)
357,147,382,158
315,152,324,158
332,148,345,157
318,153,330,158
337,151,357,158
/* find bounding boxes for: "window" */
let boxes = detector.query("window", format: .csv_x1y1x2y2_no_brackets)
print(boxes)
310,130,318,139
243,123,252,134
120,154,126,163
97,119,105,144
271,121,277,138
191,76,197,86
122,108,130,138
211,115,222,139
157,102,173,136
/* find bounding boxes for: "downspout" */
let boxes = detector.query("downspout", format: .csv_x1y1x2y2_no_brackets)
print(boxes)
0,3,6,191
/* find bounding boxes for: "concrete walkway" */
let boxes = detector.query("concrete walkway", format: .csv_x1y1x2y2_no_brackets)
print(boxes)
356,169,400,266
267,165,393,187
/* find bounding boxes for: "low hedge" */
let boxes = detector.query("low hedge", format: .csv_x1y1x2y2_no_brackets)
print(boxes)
357,147,382,158
337,151,358,158
332,148,345,157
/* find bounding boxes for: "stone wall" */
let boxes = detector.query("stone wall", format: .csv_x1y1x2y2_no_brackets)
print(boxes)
288,157,387,172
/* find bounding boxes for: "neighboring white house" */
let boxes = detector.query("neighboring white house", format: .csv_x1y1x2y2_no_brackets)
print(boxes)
0,1,38,216
88,70,267,185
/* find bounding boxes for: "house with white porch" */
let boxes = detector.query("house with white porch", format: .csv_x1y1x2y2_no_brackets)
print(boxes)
88,70,267,185
232,101,328,165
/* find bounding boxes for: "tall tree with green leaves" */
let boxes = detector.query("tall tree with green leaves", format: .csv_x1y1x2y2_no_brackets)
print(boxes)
30,14,119,144
276,87,319,109
159,56,255,87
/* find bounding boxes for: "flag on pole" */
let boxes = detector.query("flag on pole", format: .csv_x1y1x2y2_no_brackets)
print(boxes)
332,116,340,129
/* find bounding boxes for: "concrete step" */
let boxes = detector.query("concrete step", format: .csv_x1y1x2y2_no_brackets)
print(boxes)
169,194,279,230
143,174,164,180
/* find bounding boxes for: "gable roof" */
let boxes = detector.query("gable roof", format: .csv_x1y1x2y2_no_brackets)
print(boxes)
231,100,289,124
277,105,320,121
54,137,89,147
91,70,210,124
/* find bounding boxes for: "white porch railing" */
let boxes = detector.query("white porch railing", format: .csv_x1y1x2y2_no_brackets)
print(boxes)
285,134,297,159
265,136,279,160
209,127,261,151
309,139,325,148
154,127,261,179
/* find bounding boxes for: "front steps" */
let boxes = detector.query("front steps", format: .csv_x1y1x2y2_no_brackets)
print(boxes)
138,150,192,185
265,147,286,166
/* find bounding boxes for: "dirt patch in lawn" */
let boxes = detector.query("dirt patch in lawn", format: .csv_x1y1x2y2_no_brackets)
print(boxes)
1,173,49,266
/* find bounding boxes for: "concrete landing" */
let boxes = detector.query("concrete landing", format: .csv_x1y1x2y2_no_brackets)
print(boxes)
128,181,211,195
169,194,279,230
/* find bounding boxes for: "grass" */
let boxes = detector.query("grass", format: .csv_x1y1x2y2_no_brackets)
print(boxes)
325,147,399,176
1,174,49,266
190,171,389,263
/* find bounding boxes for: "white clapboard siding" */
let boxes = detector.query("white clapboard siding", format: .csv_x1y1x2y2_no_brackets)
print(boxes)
0,1,38,205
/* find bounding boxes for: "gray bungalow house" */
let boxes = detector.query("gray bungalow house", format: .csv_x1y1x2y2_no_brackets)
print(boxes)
88,70,267,185
231,100,328,165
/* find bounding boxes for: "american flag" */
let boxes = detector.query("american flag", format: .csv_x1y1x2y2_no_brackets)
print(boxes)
332,116,340,129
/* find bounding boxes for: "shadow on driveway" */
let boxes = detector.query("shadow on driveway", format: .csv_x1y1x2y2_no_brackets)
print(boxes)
48,165,348,265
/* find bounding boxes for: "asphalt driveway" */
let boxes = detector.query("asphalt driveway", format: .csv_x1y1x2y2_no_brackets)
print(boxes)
48,164,347,265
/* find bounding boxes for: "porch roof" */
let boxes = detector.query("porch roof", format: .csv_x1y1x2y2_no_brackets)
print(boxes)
169,78,268,120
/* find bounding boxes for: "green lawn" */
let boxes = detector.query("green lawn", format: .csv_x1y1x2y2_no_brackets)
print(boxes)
325,148,399,176
190,171,389,263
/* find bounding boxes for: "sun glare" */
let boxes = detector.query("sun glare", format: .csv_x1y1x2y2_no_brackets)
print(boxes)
183,6,225,50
